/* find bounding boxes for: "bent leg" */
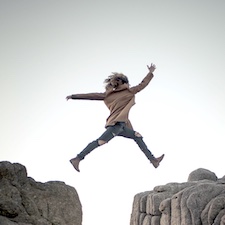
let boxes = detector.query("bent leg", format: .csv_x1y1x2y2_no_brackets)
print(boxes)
71,123,127,172
77,122,125,160
119,127,155,160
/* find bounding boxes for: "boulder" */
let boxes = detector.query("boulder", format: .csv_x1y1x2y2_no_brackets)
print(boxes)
188,168,217,182
0,161,82,225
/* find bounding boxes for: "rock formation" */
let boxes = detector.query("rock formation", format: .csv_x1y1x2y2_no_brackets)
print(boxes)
2,161,224,225
130,168,225,225
0,161,82,225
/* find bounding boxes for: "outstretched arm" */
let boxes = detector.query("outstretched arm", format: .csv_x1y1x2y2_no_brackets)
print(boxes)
66,92,105,101
130,63,156,94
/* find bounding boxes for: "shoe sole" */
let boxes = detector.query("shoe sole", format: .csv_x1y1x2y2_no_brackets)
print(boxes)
70,159,80,172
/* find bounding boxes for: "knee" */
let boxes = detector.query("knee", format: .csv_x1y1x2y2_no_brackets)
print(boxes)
98,139,107,145
134,132,143,143
135,131,142,138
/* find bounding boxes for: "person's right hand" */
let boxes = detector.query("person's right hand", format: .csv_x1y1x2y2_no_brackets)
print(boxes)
66,95,72,101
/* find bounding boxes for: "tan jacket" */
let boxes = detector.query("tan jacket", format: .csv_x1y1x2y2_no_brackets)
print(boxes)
71,72,154,129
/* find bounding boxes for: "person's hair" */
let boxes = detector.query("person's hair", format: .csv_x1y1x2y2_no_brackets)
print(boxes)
104,72,129,89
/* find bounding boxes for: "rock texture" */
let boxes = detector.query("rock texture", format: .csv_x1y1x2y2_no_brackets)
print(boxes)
130,168,225,225
0,161,82,225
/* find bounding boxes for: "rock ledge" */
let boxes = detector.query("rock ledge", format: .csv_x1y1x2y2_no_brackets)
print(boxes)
0,161,82,225
130,168,225,225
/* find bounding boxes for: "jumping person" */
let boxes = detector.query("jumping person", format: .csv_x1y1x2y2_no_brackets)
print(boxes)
66,63,164,172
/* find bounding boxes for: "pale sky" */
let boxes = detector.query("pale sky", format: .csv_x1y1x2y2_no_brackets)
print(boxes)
1,1,225,225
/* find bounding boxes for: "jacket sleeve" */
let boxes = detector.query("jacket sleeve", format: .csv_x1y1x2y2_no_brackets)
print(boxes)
129,72,154,94
71,92,105,100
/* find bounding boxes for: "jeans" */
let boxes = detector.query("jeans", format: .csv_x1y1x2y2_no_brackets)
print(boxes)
77,122,155,160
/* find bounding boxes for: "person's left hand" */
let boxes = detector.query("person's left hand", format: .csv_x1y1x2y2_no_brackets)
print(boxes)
147,63,156,73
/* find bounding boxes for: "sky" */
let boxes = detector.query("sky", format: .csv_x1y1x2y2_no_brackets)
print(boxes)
1,0,225,225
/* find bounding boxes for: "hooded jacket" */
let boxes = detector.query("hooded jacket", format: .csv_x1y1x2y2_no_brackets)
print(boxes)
71,72,153,129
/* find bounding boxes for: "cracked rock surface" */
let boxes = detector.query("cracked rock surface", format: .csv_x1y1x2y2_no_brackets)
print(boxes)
0,161,82,225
